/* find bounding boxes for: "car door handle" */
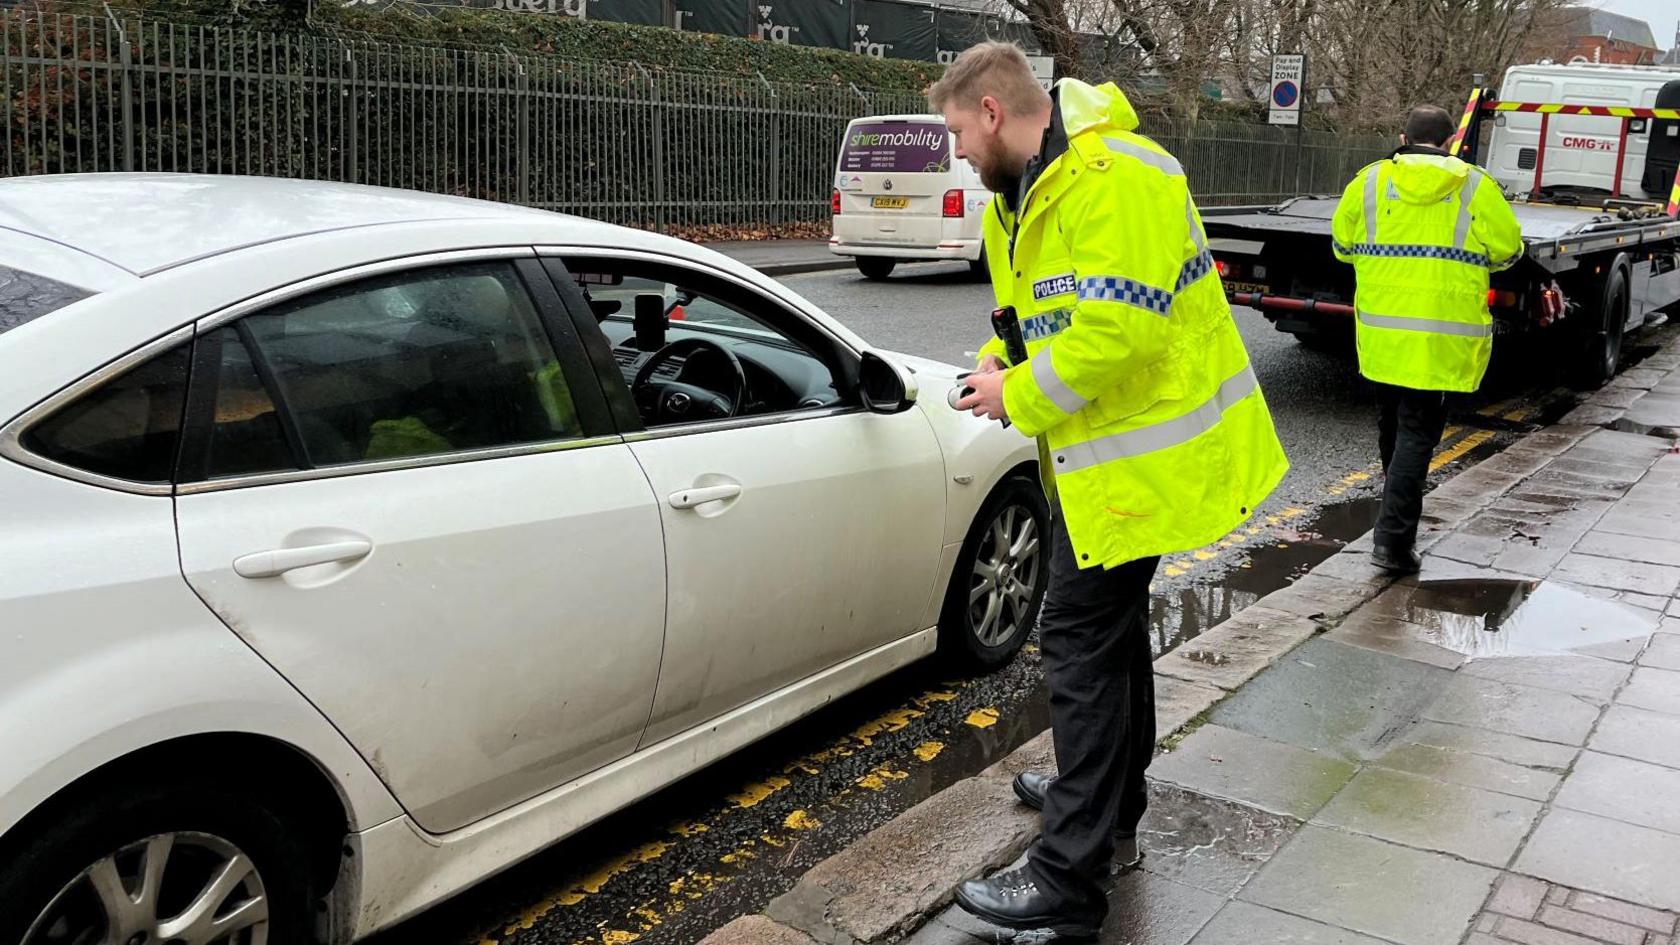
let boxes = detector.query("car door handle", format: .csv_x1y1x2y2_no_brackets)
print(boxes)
668,484,742,510
233,540,373,579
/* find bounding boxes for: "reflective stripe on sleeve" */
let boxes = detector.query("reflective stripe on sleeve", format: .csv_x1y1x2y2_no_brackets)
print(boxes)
1030,345,1089,415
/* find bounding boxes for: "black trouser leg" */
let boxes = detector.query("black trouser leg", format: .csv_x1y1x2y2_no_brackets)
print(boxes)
1377,384,1400,473
1026,512,1160,920
1374,384,1449,552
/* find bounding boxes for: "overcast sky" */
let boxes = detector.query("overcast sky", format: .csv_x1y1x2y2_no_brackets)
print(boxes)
1599,0,1679,49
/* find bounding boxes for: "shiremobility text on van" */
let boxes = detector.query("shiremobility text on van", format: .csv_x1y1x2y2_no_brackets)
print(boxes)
829,114,991,281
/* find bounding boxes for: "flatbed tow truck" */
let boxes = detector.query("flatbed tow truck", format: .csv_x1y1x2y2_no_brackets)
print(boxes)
1204,62,1680,387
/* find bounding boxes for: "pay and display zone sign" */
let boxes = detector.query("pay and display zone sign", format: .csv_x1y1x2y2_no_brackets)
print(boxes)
1270,55,1304,126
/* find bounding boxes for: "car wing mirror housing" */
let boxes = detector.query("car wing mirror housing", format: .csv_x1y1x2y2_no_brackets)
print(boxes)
859,351,919,414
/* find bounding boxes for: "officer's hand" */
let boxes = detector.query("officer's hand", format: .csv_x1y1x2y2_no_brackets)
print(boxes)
976,354,1007,374
956,368,1008,421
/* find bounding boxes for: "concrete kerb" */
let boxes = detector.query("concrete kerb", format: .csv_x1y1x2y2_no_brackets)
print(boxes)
700,339,1680,945
756,259,855,278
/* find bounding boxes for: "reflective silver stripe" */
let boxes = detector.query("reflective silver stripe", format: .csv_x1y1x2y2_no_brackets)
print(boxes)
1031,346,1089,415
1054,365,1260,473
1103,137,1184,177
1358,310,1492,337
1363,168,1380,244
1453,170,1483,249
1187,195,1206,252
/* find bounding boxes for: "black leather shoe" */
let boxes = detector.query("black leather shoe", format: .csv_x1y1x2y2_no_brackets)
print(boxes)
1372,544,1422,575
1114,834,1143,872
1013,773,1145,873
1013,771,1051,811
953,868,1100,941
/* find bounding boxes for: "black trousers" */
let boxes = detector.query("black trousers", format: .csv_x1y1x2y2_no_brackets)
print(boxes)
1375,383,1449,553
1026,512,1160,919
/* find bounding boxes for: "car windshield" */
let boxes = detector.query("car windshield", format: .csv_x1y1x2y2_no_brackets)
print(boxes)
0,265,94,336
839,120,952,174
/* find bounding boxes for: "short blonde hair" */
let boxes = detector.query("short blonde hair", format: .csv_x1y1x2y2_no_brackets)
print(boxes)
927,41,1052,116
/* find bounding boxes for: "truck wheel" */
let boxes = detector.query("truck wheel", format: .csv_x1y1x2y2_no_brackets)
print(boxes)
938,474,1050,672
856,257,896,281
1574,263,1629,390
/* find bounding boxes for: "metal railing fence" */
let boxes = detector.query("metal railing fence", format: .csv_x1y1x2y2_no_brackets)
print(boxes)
3,10,1390,228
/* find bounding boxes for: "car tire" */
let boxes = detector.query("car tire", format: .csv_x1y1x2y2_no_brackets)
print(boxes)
939,473,1051,671
1572,261,1629,390
0,780,317,945
856,257,896,281
969,247,989,281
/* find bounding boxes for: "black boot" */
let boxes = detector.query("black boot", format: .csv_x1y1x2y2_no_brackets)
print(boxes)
953,868,1100,941
1012,773,1144,873
1013,771,1052,811
1372,544,1422,575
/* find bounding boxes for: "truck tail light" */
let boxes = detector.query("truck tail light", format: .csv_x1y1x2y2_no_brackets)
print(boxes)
1538,284,1564,326
832,189,842,215
943,189,964,218
1488,289,1520,309
1215,258,1234,279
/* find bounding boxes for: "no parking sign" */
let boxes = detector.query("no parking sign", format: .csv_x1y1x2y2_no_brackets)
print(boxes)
1270,55,1304,126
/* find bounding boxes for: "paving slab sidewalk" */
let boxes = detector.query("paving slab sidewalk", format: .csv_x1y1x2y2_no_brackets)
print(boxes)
702,335,1680,945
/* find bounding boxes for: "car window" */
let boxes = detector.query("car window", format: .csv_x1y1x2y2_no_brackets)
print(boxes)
0,265,94,336
566,260,846,430
21,341,191,484
202,262,582,477
204,327,296,478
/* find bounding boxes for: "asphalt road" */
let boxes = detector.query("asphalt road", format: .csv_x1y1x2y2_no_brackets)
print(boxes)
370,259,1650,945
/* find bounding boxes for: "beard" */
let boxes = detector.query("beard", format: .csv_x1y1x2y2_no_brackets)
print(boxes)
970,139,1026,196
980,163,1021,197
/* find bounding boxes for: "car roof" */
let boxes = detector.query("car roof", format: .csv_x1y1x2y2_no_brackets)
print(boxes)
0,173,647,277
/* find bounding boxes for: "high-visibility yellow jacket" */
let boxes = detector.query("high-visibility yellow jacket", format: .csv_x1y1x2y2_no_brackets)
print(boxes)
1332,151,1523,392
979,79,1288,570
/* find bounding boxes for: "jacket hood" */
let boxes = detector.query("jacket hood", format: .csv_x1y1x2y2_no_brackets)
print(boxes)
1056,78,1140,138
1387,151,1473,203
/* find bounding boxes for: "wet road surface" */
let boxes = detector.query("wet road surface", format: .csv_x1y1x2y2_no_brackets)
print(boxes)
369,261,1675,945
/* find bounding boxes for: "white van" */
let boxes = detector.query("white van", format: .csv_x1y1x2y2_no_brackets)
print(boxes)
829,114,992,281
1488,62,1680,199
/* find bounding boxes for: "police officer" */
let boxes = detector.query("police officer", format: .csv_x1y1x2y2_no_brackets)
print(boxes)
930,42,1288,939
1332,105,1522,574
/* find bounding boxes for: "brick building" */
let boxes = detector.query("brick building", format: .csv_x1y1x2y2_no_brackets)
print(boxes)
1554,9,1661,65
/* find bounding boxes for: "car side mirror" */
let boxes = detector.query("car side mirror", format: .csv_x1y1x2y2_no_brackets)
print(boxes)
858,351,918,414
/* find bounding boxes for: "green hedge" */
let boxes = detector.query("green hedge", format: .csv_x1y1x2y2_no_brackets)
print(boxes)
97,0,944,91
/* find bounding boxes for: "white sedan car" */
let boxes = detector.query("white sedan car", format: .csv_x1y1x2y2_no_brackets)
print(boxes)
0,175,1045,945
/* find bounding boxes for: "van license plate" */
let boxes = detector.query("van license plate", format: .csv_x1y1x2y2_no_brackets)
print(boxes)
871,196,910,209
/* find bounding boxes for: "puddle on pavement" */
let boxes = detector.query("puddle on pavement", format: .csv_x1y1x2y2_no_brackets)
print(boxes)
1385,578,1654,659
1152,497,1380,655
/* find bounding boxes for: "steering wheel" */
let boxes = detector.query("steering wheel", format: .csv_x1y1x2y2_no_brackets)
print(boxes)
631,337,748,424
